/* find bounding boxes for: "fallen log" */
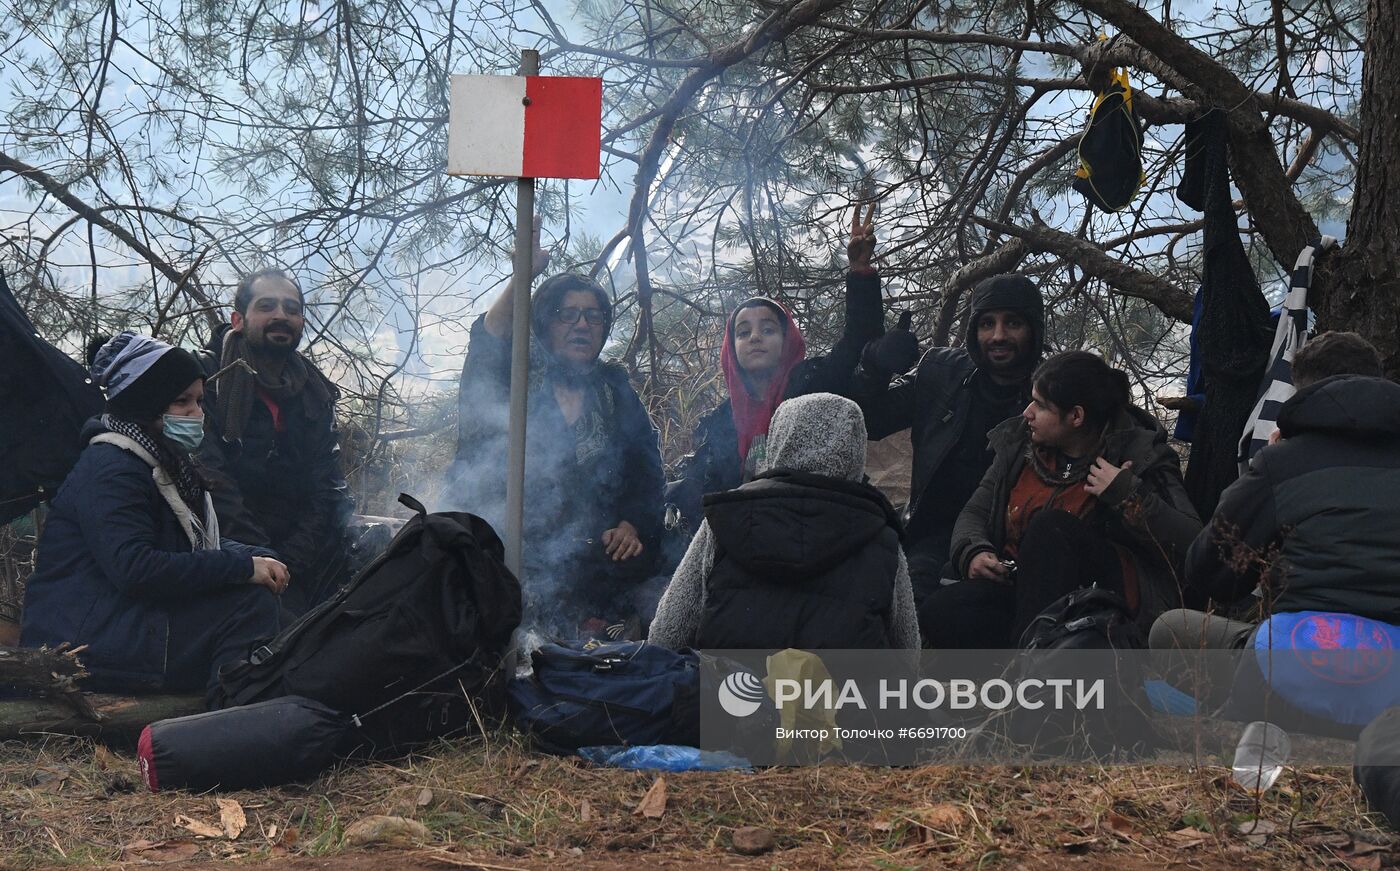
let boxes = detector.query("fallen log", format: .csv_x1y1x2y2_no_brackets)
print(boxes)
0,693,204,742
0,643,87,692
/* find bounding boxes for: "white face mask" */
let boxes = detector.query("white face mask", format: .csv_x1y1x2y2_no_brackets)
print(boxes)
161,414,205,452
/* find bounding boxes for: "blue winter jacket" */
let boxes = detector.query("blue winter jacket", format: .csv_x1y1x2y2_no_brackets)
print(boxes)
21,420,260,690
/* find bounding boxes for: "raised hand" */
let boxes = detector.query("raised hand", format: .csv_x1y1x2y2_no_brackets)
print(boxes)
846,201,877,274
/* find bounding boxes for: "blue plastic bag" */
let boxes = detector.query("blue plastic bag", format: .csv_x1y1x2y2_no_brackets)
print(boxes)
577,744,750,772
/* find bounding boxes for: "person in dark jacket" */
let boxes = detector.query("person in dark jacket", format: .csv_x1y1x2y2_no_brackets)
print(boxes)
926,351,1200,648
198,269,352,615
649,393,919,650
22,333,284,703
667,206,887,527
856,273,1044,641
1152,332,1398,653
448,259,665,639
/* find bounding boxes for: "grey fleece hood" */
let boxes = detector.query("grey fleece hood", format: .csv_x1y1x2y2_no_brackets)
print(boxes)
758,393,867,481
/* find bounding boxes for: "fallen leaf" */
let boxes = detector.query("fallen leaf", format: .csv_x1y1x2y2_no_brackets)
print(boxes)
217,799,246,839
1058,834,1098,853
915,803,965,833
1166,826,1211,848
872,819,894,835
30,765,70,790
580,799,593,823
1345,842,1393,857
343,815,430,847
264,823,279,842
633,776,667,819
1301,830,1352,849
175,814,224,839
417,787,435,808
731,826,775,856
123,839,201,862
93,744,117,771
1235,819,1279,836
1104,811,1136,839
1337,854,1382,871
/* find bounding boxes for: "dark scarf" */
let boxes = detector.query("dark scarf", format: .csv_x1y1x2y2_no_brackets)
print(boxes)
527,337,618,470
102,413,205,515
213,329,333,441
1025,431,1107,485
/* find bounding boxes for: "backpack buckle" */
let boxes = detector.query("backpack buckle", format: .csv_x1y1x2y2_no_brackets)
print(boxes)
250,645,274,665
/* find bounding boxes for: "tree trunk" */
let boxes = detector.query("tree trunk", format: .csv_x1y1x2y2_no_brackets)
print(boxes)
1315,0,1400,374
0,694,204,742
0,644,86,692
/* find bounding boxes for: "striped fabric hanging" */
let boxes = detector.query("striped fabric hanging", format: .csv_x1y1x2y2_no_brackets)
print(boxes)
1237,236,1338,471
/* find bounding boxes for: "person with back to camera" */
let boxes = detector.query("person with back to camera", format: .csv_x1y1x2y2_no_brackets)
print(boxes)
1153,331,1400,654
666,205,888,529
649,392,919,651
22,333,283,704
930,351,1201,649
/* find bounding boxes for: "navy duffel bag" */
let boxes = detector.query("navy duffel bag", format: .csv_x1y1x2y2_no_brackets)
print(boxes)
507,640,699,754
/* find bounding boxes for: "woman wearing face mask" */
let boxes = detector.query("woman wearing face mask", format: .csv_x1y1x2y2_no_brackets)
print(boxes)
667,205,888,528
925,351,1201,649
21,333,284,704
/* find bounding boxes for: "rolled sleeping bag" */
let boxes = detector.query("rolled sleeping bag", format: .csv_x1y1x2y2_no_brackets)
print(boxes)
138,696,349,792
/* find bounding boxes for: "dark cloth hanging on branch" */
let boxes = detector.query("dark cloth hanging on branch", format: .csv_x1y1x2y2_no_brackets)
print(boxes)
1072,68,1145,214
1176,113,1273,520
0,269,104,524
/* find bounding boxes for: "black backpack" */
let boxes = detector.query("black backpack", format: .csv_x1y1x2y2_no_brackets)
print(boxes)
995,587,1154,759
215,494,522,754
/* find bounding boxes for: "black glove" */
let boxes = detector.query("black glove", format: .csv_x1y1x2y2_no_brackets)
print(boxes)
861,311,920,376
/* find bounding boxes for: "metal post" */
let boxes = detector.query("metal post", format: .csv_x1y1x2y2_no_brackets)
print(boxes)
504,49,539,580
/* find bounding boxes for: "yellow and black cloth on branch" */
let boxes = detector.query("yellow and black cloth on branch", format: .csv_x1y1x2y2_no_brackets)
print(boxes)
1071,67,1146,213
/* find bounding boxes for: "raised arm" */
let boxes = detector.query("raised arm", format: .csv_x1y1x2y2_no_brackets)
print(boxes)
483,219,552,338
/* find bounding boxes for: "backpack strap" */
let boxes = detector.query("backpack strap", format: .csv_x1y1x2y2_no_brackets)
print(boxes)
398,493,428,516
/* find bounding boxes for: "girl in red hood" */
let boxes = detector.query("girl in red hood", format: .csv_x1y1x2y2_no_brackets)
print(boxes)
667,206,887,529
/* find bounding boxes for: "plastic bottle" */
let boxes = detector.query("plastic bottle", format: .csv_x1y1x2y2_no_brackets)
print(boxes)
1232,721,1291,792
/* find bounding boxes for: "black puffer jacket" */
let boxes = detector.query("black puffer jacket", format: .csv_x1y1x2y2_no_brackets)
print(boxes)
696,469,902,649
1185,375,1400,622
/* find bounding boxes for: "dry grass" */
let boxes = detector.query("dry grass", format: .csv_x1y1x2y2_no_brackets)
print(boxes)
0,726,1393,870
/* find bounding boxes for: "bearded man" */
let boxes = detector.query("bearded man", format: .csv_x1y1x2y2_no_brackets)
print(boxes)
199,269,352,615
857,274,1046,642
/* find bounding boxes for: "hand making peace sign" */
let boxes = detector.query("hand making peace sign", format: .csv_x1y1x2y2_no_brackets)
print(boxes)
847,201,877,274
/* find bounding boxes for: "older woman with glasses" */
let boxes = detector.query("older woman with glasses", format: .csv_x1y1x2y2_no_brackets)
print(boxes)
449,238,665,640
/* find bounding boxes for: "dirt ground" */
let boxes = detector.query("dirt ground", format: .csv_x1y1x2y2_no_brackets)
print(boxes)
1,729,1394,871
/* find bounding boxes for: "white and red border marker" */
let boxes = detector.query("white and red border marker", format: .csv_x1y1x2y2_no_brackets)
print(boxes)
447,75,602,180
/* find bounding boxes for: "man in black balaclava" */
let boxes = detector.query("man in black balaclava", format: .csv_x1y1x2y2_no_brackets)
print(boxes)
857,274,1045,644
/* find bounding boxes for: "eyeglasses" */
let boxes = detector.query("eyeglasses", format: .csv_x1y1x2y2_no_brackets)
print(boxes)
554,307,607,325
